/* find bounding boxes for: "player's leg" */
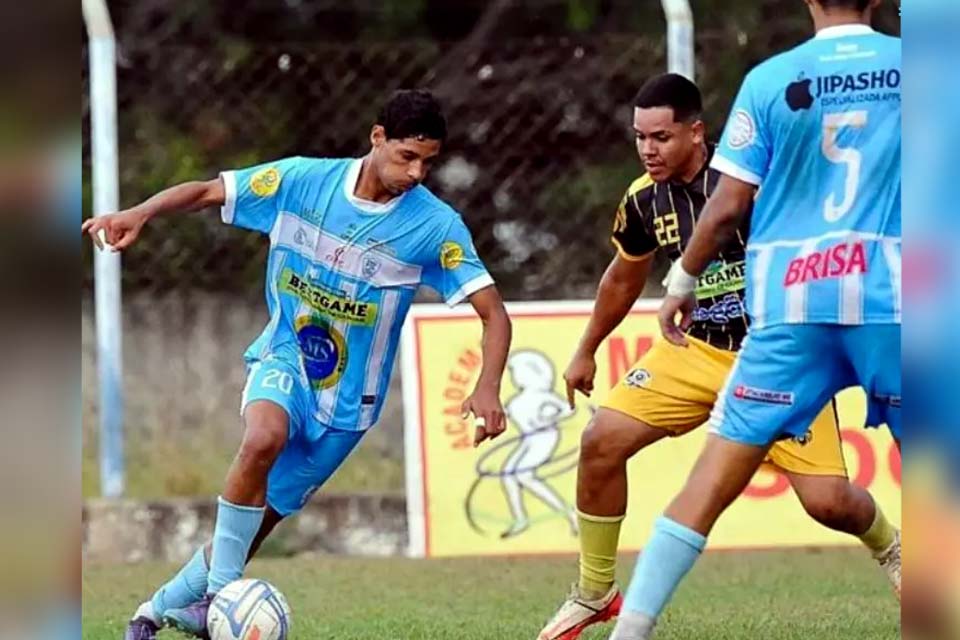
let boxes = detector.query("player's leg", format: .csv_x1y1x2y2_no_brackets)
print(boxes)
539,339,720,640
770,401,899,547
161,360,304,638
612,326,839,640
769,401,900,595
787,470,900,596
258,422,366,533
126,506,286,639
536,410,666,640
843,323,903,593
126,361,301,639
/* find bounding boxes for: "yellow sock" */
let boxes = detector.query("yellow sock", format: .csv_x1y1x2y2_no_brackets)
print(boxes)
859,501,897,555
578,510,625,600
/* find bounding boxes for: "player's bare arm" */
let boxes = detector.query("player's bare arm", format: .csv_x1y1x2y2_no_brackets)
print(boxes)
462,285,512,448
566,252,653,408
81,178,225,251
659,175,755,346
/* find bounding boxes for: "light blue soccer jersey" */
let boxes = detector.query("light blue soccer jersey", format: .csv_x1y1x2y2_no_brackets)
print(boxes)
713,24,901,328
221,157,493,431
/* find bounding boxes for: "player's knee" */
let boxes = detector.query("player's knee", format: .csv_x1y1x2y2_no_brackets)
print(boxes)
580,419,631,467
238,415,287,466
799,479,851,526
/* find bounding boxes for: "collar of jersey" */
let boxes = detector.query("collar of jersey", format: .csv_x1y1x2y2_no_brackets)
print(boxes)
343,157,405,214
815,24,875,39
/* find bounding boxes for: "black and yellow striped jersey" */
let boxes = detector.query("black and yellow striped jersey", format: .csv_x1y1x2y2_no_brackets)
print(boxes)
611,145,752,351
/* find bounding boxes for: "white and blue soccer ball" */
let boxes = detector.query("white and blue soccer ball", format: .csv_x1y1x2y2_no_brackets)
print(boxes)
207,579,292,640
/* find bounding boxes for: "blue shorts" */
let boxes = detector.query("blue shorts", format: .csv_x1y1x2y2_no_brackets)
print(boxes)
241,359,365,516
710,324,901,446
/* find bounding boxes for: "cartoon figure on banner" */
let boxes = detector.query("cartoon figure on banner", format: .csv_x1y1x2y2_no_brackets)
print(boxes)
465,349,584,539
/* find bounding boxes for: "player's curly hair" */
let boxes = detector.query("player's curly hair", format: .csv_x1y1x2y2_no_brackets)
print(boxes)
633,73,703,123
377,89,447,143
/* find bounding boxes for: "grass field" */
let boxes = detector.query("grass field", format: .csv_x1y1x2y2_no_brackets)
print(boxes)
83,548,900,639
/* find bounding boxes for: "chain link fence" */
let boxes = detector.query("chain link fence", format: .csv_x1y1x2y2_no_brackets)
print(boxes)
81,1,900,498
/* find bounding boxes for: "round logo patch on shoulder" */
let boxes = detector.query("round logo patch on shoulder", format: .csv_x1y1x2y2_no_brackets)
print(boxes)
440,241,465,270
727,109,757,150
250,167,281,198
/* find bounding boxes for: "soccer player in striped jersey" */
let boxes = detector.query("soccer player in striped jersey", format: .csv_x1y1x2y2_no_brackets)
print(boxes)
538,72,899,640
612,2,901,638
84,90,512,640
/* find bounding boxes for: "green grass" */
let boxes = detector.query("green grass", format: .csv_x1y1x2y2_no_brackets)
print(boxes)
83,548,899,639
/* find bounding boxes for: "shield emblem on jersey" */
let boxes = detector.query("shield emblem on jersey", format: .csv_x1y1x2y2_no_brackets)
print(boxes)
362,257,381,279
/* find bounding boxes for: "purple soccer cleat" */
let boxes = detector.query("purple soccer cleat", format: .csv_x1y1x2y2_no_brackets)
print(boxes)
162,594,214,639
123,616,160,640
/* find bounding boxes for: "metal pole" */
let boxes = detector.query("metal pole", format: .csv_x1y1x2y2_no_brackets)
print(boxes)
84,0,125,497
661,0,695,81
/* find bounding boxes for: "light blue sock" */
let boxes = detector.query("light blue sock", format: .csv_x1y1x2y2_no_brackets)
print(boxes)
206,496,265,594
149,546,209,619
623,516,707,619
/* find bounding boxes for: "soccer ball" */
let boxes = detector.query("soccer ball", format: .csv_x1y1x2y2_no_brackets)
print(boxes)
207,579,292,640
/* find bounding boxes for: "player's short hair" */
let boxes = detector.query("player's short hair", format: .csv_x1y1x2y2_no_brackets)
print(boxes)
633,73,703,123
814,0,871,10
377,89,447,143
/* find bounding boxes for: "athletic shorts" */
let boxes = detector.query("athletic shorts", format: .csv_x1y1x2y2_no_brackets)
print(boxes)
710,324,901,446
241,358,365,516
602,335,847,476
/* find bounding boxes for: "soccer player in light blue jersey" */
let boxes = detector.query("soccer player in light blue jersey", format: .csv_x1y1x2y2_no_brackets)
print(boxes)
609,2,901,638
83,90,513,640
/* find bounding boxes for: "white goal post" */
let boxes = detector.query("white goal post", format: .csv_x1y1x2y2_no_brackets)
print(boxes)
661,0,695,81
84,0,125,498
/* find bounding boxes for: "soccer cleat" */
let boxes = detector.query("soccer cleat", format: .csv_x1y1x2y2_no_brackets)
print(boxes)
123,616,160,640
874,529,901,601
162,594,213,639
537,583,623,640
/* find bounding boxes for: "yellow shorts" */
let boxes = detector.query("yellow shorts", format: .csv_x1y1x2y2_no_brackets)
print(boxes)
601,335,847,477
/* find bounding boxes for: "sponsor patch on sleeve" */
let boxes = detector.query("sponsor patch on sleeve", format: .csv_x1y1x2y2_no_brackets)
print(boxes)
727,110,757,150
250,167,281,197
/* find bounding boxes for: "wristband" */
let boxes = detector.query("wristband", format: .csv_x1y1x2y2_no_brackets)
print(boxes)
665,261,698,297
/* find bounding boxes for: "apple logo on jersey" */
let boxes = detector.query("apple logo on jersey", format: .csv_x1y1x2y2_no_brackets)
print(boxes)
785,74,815,111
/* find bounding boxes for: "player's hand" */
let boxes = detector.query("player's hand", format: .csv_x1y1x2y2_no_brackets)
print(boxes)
658,292,696,347
564,350,597,409
462,384,506,448
81,209,151,252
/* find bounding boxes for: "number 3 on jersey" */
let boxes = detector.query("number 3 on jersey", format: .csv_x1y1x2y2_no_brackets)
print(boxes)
822,110,867,223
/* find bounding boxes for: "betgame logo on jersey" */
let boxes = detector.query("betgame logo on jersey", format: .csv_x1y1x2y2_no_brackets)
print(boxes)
783,240,867,287
280,268,378,325
786,69,901,111
695,260,746,298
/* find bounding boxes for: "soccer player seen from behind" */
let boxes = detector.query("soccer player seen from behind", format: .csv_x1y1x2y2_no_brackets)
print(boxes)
537,72,899,640
83,90,513,640
611,2,901,638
